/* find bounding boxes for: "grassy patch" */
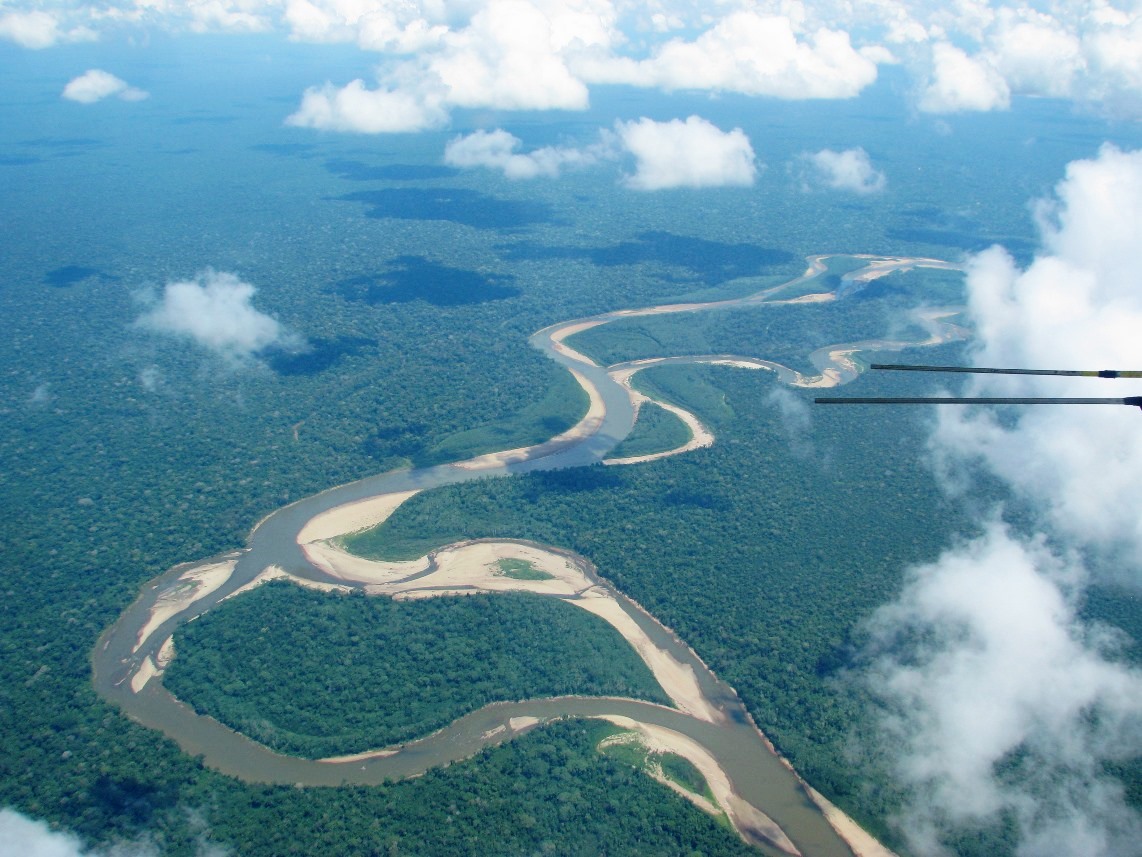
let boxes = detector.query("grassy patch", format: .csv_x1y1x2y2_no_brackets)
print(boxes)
495,558,554,580
660,751,715,803
599,732,718,809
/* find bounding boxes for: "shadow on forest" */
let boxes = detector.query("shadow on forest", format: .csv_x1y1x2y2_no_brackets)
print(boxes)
265,335,374,376
325,159,460,182
19,137,106,159
500,231,796,285
336,187,555,229
89,775,176,825
251,142,320,158
524,466,624,496
170,114,237,126
886,205,1034,265
331,257,520,306
43,266,119,288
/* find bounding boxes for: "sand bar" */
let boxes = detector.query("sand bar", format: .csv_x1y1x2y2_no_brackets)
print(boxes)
303,539,429,585
803,785,900,857
318,748,398,764
297,489,422,544
454,368,604,471
135,559,236,652
130,656,160,693
306,537,721,724
597,716,799,855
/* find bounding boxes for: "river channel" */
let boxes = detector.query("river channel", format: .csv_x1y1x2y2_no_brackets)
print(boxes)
93,254,963,857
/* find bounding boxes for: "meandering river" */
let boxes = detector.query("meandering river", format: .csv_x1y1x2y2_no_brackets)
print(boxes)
93,254,963,857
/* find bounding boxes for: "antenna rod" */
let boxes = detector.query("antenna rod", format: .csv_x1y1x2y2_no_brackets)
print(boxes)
816,396,1142,408
871,364,1142,379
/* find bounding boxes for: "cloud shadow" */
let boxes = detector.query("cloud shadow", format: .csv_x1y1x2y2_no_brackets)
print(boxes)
325,159,460,182
336,188,555,229
331,257,520,307
264,335,374,376
43,266,118,288
501,231,796,285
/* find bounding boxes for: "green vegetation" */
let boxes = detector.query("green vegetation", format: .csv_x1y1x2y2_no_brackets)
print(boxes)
343,339,1002,848
660,751,714,803
598,731,718,810
494,558,553,580
608,400,692,459
189,719,760,857
165,583,669,757
567,266,968,375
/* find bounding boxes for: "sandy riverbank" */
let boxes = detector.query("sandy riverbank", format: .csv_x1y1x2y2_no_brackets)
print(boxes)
297,489,423,544
134,559,236,653
603,363,714,466
454,367,606,471
299,536,721,725
597,715,799,855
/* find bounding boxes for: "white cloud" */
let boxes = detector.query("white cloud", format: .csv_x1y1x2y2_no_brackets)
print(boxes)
0,808,88,857
284,0,614,132
0,9,94,49
863,524,1142,856
934,145,1142,554
3,3,1142,116
984,8,1084,99
574,10,879,99
443,128,611,178
861,144,1142,854
62,70,149,104
919,41,1010,113
615,116,757,191
135,269,293,362
286,78,448,133
800,147,885,194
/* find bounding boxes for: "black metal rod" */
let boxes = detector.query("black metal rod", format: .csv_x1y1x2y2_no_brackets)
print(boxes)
870,364,1142,379
816,397,1142,406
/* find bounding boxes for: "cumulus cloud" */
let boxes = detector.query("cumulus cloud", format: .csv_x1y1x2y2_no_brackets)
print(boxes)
919,41,1010,113
574,10,879,99
934,145,1142,554
443,128,613,179
285,0,612,132
799,147,885,194
135,269,294,362
5,3,1142,116
860,144,1142,854
615,116,757,191
863,524,1142,856
286,79,447,133
62,70,149,104
0,9,94,49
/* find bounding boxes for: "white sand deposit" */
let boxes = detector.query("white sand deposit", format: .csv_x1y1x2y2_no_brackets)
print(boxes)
597,716,799,856
803,785,901,857
297,489,422,544
454,368,605,471
135,559,236,653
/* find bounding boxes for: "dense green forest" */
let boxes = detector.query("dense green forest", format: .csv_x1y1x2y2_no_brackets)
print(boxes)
346,352,981,845
0,176,819,855
608,399,693,459
166,584,669,758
